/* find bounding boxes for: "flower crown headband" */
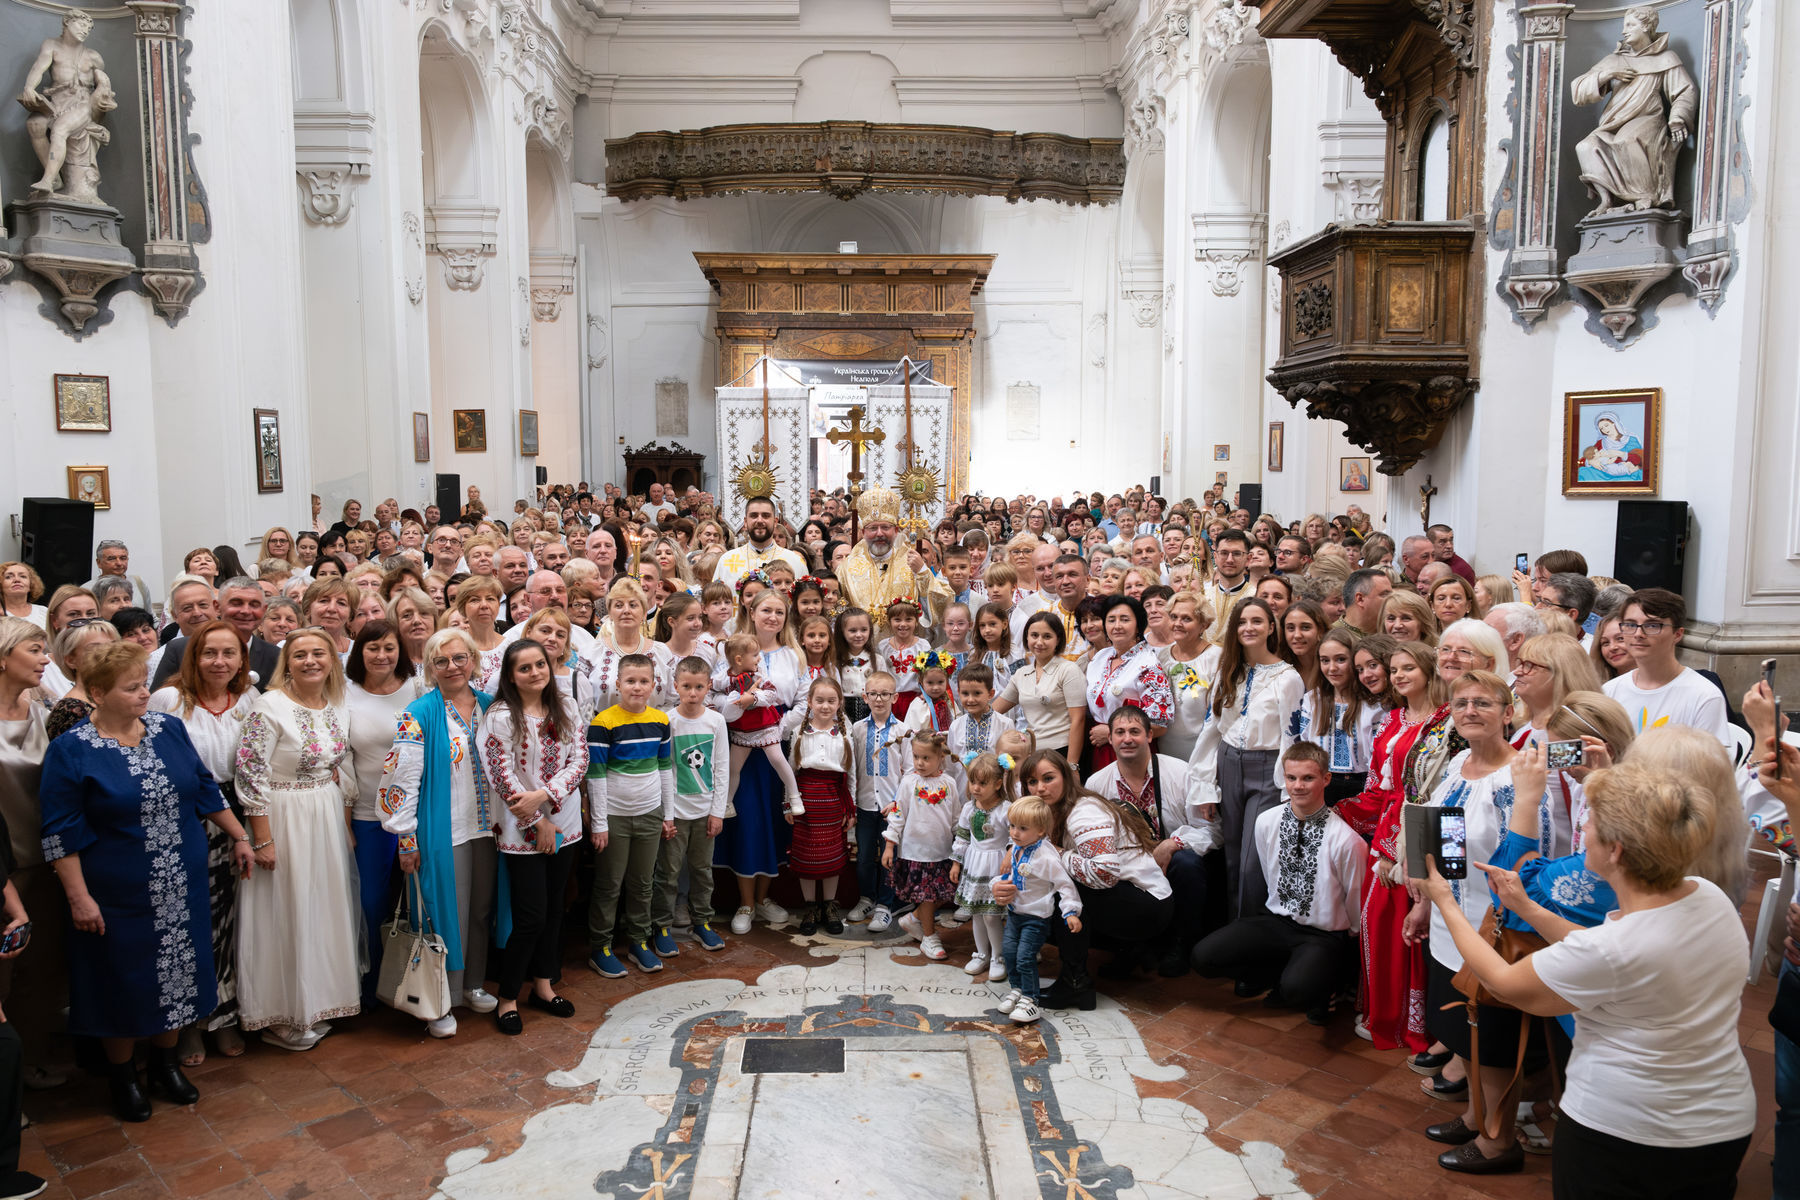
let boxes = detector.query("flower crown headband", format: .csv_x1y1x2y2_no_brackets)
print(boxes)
734,569,772,599
961,751,1017,771
913,648,957,674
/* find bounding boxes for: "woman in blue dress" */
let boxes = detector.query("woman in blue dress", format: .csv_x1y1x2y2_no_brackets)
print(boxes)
38,642,254,1123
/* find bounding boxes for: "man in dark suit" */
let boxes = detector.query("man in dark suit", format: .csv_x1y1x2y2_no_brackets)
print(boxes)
151,576,281,690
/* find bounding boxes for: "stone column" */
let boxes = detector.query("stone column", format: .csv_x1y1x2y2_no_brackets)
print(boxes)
1683,0,1742,312
1502,2,1574,326
126,0,201,324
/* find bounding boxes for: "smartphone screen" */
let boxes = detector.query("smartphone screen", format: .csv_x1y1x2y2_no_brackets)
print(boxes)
1515,552,1530,573
1436,807,1467,880
1546,739,1585,770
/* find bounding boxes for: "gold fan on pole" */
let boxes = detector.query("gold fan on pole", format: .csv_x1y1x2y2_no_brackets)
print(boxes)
733,352,782,503
894,357,938,536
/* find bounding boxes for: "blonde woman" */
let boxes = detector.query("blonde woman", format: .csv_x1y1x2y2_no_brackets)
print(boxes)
257,528,300,574
234,628,361,1051
1473,573,1513,615
587,577,674,711
301,577,360,656
521,608,597,720
388,586,438,666
647,536,696,590
1380,589,1440,647
46,621,122,740
0,561,47,626
453,576,507,691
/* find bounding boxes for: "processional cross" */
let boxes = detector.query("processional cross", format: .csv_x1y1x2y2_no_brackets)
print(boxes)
827,406,884,544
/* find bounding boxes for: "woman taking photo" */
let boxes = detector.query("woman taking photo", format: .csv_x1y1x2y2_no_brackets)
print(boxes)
481,639,585,1034
380,628,498,1038
39,642,254,1120
1157,592,1219,762
1082,595,1172,772
234,629,362,1052
993,612,1087,758
1403,670,1536,1174
989,751,1170,1011
344,620,425,996
148,620,258,1064
1189,598,1302,918
1508,633,1603,857
1422,759,1754,1195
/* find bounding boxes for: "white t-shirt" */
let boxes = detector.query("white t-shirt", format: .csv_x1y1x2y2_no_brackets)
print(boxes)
640,501,678,524
1531,877,1755,1148
1602,668,1730,746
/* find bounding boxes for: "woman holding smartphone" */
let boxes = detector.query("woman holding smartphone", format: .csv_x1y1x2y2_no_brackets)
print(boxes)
1403,670,1538,1176
1506,634,1602,859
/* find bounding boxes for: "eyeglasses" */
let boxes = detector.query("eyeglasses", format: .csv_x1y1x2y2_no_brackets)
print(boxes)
430,654,473,670
864,690,896,700
64,617,104,629
1513,660,1547,675
1619,620,1668,635
1438,647,1480,661
1451,698,1501,713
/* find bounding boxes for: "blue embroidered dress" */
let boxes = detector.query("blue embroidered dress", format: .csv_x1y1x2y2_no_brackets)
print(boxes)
38,713,225,1038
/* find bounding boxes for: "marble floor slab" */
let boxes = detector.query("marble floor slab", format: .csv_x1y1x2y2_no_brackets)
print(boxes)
737,1042,990,1199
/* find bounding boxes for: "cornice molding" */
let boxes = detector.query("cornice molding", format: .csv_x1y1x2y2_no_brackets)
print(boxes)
606,122,1126,205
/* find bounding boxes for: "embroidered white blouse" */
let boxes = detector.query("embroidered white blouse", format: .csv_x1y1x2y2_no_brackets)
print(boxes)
479,696,588,853
147,687,258,785
1187,659,1305,806
1157,643,1222,762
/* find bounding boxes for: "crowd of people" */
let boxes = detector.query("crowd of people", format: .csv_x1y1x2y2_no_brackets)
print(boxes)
0,474,1783,1199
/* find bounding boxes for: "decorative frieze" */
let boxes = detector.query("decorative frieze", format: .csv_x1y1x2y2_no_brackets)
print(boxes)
604,122,1127,206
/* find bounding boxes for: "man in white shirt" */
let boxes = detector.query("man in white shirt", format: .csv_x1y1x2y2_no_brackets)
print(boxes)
1602,588,1731,745
1189,743,1365,1024
639,482,678,525
1201,529,1254,643
85,540,153,612
711,496,807,587
1085,707,1220,977
501,571,599,658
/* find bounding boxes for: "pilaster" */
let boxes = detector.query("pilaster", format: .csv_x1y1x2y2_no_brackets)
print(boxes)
126,0,202,325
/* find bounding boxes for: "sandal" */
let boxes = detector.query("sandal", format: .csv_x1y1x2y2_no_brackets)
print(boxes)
1421,1072,1468,1100
177,1026,206,1068
1516,1101,1555,1155
213,1026,245,1058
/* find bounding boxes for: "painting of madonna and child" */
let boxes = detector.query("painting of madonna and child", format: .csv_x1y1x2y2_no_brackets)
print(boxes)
1562,387,1661,496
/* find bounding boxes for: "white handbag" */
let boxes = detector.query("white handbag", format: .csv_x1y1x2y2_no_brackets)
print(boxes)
377,876,451,1021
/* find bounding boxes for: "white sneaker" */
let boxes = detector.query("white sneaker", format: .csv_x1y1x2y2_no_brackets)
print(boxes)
1353,1015,1373,1042
730,905,754,935
954,906,972,921
920,935,947,961
936,911,962,930
868,906,893,933
787,792,806,816
963,953,989,976
462,989,498,1014
1010,998,1041,1024
898,911,923,940
755,898,790,925
996,989,1022,1014
427,1014,459,1039
988,959,1009,982
846,898,876,923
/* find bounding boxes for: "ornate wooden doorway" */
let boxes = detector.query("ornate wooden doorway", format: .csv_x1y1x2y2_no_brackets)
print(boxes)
695,253,995,499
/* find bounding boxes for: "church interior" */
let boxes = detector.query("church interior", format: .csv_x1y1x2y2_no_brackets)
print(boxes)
0,0,1796,1196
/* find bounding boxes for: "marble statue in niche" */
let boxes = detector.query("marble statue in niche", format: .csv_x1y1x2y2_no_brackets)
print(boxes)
1569,6,1696,217
17,9,118,206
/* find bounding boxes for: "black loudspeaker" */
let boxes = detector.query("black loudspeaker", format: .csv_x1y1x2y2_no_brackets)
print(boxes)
1238,483,1263,520
21,498,95,592
1614,500,1689,593
1149,475,1162,495
535,466,548,487
435,473,460,519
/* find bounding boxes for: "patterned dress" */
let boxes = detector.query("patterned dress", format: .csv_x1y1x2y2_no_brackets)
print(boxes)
952,799,1012,914
37,714,226,1038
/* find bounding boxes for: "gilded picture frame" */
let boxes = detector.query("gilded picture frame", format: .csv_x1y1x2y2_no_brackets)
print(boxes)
412,412,430,462
1267,422,1284,473
454,409,487,453
519,410,540,457
67,466,110,509
54,374,111,432
1562,388,1661,497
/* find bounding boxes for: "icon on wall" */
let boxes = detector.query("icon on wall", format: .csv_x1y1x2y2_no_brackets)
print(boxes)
1562,388,1661,496
67,466,110,509
1213,444,1230,462
1339,457,1371,493
1267,423,1283,473
454,409,487,453
254,409,283,493
54,374,111,432
519,410,540,457
413,412,430,462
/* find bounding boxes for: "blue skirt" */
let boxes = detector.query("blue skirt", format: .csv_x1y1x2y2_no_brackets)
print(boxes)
713,747,791,879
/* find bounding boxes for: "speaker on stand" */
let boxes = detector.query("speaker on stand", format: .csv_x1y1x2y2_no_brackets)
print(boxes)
1614,500,1689,593
1238,483,1263,521
435,474,461,521
21,498,95,593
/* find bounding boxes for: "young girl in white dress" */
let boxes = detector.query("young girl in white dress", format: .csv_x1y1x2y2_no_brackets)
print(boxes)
832,607,875,724
883,733,958,961
952,751,1016,983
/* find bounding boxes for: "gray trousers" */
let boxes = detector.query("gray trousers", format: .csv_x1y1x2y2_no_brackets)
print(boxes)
654,816,717,930
447,837,497,1001
1219,745,1282,919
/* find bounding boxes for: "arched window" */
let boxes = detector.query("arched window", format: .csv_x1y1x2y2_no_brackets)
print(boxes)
1417,112,1450,221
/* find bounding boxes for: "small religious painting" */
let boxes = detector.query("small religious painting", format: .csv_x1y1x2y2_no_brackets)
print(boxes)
1267,422,1284,472
67,466,110,510
254,409,283,493
1214,470,1228,487
1214,444,1230,461
412,412,430,462
1562,388,1660,496
54,374,110,432
454,409,487,452
519,410,540,457
1340,457,1371,492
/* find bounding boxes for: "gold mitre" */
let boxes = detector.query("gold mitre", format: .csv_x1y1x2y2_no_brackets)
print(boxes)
857,487,902,525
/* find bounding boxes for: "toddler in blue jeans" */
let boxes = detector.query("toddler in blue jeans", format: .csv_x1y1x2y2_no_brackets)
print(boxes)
993,795,1082,1024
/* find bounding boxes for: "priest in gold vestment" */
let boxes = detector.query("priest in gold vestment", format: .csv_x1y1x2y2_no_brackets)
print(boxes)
838,487,951,635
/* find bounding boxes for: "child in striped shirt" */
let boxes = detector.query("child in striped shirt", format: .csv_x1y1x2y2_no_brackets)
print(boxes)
586,653,675,979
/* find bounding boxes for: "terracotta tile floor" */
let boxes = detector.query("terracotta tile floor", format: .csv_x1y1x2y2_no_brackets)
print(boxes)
16,889,1782,1200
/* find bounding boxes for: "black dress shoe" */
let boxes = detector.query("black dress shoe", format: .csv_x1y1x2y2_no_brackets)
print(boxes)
1041,973,1097,1011
1408,1049,1454,1076
496,1010,524,1036
527,994,575,1018
1304,1001,1331,1026
146,1048,199,1106
1437,1141,1525,1174
1423,1072,1469,1099
108,1061,151,1123
1425,1115,1480,1145
1156,947,1190,978
1233,979,1268,999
